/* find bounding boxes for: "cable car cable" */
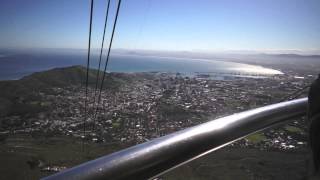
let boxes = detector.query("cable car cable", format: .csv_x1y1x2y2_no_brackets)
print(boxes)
82,0,94,152
93,0,122,129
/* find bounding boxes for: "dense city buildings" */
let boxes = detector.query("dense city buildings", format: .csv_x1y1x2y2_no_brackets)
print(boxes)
0,65,316,179
0,69,313,150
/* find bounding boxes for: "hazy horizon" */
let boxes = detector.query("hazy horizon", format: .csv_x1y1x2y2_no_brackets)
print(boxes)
1,47,320,57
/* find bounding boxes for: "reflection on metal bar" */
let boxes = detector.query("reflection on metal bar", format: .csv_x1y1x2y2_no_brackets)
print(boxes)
42,98,308,180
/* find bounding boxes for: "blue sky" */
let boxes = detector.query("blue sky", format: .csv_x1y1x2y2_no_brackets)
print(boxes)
0,0,320,54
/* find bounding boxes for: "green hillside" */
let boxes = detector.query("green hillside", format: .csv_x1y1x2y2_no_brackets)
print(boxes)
0,66,130,117
20,65,128,89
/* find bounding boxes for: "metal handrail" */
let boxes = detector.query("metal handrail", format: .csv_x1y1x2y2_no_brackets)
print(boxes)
42,98,308,180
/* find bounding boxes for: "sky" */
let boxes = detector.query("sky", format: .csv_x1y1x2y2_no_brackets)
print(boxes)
0,0,320,54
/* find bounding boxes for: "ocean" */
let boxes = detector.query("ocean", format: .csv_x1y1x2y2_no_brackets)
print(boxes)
0,52,283,80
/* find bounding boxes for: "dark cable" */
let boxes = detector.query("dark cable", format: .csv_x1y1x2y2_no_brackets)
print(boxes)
93,0,111,105
93,0,122,128
288,88,309,100
278,84,310,103
83,0,94,152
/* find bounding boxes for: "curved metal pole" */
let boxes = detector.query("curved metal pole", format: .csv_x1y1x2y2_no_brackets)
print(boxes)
42,98,308,180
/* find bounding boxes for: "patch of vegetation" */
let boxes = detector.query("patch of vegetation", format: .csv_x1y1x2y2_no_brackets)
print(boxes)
245,133,266,143
284,125,302,133
158,102,193,121
0,135,126,179
112,122,121,129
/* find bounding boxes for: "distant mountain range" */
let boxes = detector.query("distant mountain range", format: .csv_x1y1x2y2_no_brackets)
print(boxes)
112,48,320,58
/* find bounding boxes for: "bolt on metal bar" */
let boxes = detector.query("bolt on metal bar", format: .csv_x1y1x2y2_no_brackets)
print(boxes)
42,98,308,180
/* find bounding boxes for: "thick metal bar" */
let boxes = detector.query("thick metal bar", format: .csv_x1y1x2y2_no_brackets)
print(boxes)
42,98,308,180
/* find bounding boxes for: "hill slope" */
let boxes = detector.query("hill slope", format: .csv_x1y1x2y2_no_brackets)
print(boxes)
0,66,130,117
